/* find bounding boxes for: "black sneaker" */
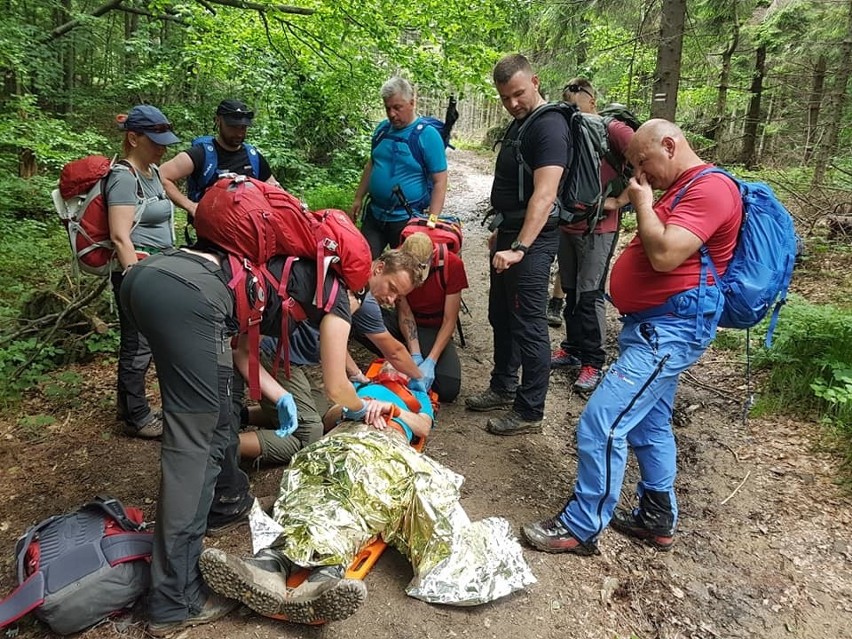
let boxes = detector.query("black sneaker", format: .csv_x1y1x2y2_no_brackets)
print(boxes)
206,496,255,537
147,592,239,637
522,517,600,555
486,410,542,436
465,388,515,412
551,348,582,369
546,297,565,327
611,508,674,551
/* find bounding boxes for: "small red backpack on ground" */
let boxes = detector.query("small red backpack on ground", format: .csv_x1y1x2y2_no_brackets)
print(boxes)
194,176,372,397
52,156,148,276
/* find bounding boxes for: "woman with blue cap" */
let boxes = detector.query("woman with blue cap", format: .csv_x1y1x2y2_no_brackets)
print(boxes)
109,105,180,439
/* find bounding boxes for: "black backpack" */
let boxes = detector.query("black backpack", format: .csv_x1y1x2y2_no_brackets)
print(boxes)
512,102,640,233
0,496,153,635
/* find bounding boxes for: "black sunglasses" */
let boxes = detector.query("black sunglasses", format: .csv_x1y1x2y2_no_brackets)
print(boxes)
139,123,174,133
563,84,594,99
221,110,255,120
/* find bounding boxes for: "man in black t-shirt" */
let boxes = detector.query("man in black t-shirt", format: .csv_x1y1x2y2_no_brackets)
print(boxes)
160,99,278,221
465,54,570,436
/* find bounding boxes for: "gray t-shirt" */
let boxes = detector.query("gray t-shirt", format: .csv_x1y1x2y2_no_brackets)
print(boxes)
260,292,386,366
105,165,174,249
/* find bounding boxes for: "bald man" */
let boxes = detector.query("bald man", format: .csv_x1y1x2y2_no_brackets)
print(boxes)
523,119,743,555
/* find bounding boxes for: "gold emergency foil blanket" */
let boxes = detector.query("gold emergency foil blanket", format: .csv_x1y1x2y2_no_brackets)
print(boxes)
270,422,535,605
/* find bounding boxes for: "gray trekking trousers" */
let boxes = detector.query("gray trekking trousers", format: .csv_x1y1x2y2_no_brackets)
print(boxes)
120,251,237,623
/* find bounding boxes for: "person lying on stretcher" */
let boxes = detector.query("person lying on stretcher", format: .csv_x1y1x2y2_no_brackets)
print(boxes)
199,363,435,624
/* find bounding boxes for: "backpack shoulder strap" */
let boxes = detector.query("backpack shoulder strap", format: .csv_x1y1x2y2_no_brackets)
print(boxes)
371,121,393,150
0,571,46,629
514,103,576,202
243,143,261,178
191,136,218,192
432,243,448,290
407,117,429,172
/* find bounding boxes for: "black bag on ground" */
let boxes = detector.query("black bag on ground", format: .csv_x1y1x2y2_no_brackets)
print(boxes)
0,496,153,635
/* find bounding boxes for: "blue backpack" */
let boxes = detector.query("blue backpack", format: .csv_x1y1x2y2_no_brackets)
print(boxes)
371,116,452,210
187,135,261,202
674,167,800,346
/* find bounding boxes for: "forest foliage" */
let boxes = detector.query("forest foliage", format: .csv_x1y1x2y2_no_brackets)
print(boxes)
0,0,851,449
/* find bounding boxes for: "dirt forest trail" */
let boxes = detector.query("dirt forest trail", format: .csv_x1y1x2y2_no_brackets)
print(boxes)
0,149,850,639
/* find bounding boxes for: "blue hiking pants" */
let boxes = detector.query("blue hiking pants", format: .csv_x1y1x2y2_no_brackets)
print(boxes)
559,285,723,542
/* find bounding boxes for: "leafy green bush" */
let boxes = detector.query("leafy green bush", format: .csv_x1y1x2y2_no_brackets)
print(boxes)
750,296,852,473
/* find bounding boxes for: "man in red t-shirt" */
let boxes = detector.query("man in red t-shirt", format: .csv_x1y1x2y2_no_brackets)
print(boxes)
523,119,742,556
550,78,636,394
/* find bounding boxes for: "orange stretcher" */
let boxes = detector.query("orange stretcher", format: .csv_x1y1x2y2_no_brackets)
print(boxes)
267,359,436,623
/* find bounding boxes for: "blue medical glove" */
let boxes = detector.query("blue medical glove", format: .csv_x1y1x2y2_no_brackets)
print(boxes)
275,393,298,438
411,352,424,366
418,358,437,391
341,399,368,422
409,376,428,393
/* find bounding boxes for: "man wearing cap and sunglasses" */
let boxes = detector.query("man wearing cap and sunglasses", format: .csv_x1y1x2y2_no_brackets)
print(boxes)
160,99,278,221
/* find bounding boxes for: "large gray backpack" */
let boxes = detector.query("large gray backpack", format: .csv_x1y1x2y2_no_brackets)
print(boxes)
0,496,153,635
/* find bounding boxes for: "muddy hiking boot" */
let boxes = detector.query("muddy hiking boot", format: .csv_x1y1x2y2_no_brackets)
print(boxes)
486,411,542,436
147,592,239,637
199,548,367,623
465,388,515,412
122,410,163,439
611,508,675,551
546,297,565,327
522,517,600,556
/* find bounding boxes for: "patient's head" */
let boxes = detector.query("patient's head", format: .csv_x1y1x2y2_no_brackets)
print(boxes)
400,232,434,283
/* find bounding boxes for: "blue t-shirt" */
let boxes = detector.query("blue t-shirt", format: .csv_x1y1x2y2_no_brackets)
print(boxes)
261,292,386,366
368,117,448,221
356,383,434,442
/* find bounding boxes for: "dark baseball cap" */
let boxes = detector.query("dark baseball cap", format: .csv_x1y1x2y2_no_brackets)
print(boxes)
119,105,180,146
216,99,254,126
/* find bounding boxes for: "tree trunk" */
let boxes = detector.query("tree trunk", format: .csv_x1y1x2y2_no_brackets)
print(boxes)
650,0,686,120
803,54,826,165
738,44,765,168
812,0,852,187
707,21,740,160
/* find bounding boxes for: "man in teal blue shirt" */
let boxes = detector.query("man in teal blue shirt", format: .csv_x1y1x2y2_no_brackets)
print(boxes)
351,77,449,258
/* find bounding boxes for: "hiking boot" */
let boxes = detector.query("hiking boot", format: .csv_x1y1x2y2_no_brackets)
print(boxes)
122,410,163,439
206,495,255,537
611,508,675,551
551,348,582,369
573,366,604,394
147,592,239,637
281,565,367,623
546,297,565,327
486,410,542,436
465,388,515,412
199,548,290,617
200,548,367,623
522,517,600,556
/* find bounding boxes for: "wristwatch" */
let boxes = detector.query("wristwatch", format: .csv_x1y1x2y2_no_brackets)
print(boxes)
510,240,529,255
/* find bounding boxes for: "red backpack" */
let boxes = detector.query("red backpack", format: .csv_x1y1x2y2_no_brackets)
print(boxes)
194,176,372,398
399,212,463,255
52,156,151,276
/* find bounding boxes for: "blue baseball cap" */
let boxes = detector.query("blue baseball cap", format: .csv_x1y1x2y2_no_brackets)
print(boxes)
119,105,180,146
